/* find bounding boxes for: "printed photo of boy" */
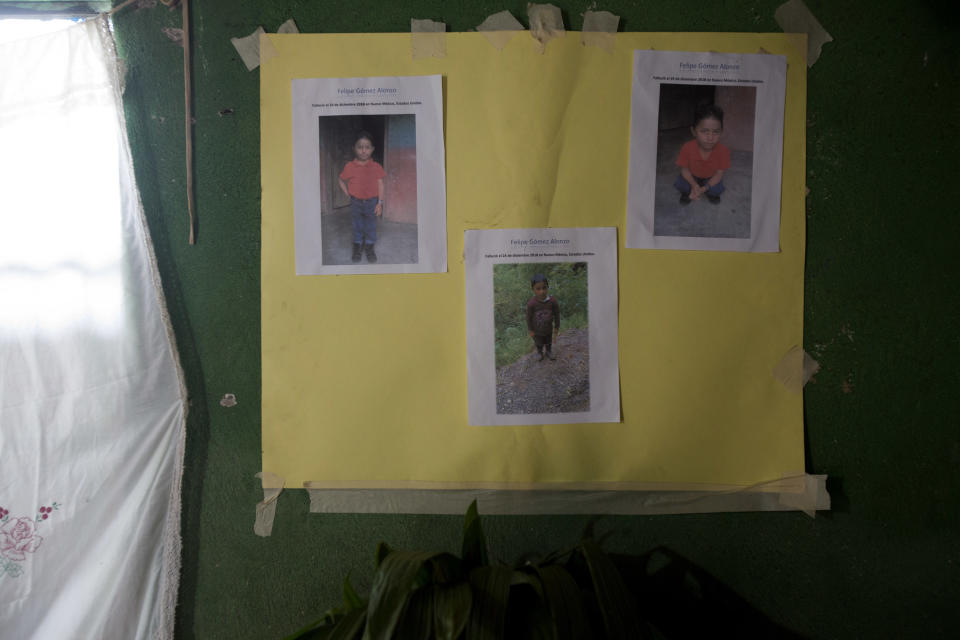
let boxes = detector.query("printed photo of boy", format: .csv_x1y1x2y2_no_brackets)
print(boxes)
492,262,589,415
316,114,418,266
653,84,756,239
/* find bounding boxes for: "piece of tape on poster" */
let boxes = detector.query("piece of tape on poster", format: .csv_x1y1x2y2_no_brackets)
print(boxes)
581,10,619,53
773,345,820,394
477,10,525,51
231,22,296,70
230,27,279,71
304,474,829,516
411,19,447,60
277,19,299,35
777,472,827,518
254,472,284,537
528,3,564,54
774,0,833,67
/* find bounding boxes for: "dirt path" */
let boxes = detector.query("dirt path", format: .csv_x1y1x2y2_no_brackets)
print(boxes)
496,328,590,415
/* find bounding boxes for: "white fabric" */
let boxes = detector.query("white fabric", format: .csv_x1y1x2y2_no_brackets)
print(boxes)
0,17,186,639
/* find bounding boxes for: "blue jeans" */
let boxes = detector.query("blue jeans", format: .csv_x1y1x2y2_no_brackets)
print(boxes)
350,196,378,244
674,174,725,196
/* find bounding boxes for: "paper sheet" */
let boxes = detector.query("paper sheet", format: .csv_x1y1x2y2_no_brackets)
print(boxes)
291,75,446,274
464,228,620,425
261,32,807,490
626,50,787,251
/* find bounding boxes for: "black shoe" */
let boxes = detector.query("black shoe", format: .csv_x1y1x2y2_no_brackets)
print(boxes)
364,243,377,263
351,243,362,262
538,351,545,361
679,193,691,205
547,350,555,360
707,194,721,204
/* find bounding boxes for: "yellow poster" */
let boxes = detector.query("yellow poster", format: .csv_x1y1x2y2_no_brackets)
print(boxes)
261,31,807,491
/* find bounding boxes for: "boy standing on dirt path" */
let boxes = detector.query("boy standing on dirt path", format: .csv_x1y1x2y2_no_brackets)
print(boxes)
526,274,560,361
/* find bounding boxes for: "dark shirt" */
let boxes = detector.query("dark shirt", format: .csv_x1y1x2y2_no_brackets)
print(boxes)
526,296,560,336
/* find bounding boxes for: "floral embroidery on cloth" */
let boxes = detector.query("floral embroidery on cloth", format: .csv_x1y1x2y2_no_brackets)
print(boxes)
0,503,60,578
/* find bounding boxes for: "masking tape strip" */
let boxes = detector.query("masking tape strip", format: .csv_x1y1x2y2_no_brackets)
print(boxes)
260,34,280,66
527,3,565,54
774,0,833,67
773,345,820,394
305,474,829,515
307,479,786,492
778,472,828,518
254,471,284,537
581,10,619,53
476,10,525,51
411,19,447,60
277,18,299,35
231,26,266,71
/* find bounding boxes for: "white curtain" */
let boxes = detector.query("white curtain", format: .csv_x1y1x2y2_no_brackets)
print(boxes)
0,17,186,639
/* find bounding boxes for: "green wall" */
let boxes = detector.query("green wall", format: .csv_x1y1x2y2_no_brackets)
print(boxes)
114,1,960,637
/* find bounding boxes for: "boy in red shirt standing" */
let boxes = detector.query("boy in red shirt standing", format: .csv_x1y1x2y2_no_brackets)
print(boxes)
674,104,730,205
339,131,386,263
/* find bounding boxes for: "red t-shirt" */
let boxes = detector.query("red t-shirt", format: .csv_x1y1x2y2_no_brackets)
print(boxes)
339,160,385,199
675,140,731,179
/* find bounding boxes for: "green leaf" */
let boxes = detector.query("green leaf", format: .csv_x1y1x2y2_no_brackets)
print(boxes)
375,542,392,569
344,574,364,611
539,543,577,567
509,568,543,601
429,552,464,586
323,608,345,626
579,516,600,542
362,550,441,640
393,586,435,640
282,617,335,640
433,582,472,640
329,608,366,640
580,538,643,638
284,599,356,640
461,500,488,571
535,564,592,640
466,565,513,640
504,570,552,640
579,516,613,547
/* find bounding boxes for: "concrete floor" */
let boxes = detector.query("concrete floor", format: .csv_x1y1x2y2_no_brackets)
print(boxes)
654,128,753,239
321,207,419,265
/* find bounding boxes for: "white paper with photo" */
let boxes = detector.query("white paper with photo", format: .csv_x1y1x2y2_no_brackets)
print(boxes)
465,228,620,426
626,51,786,252
292,75,446,274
